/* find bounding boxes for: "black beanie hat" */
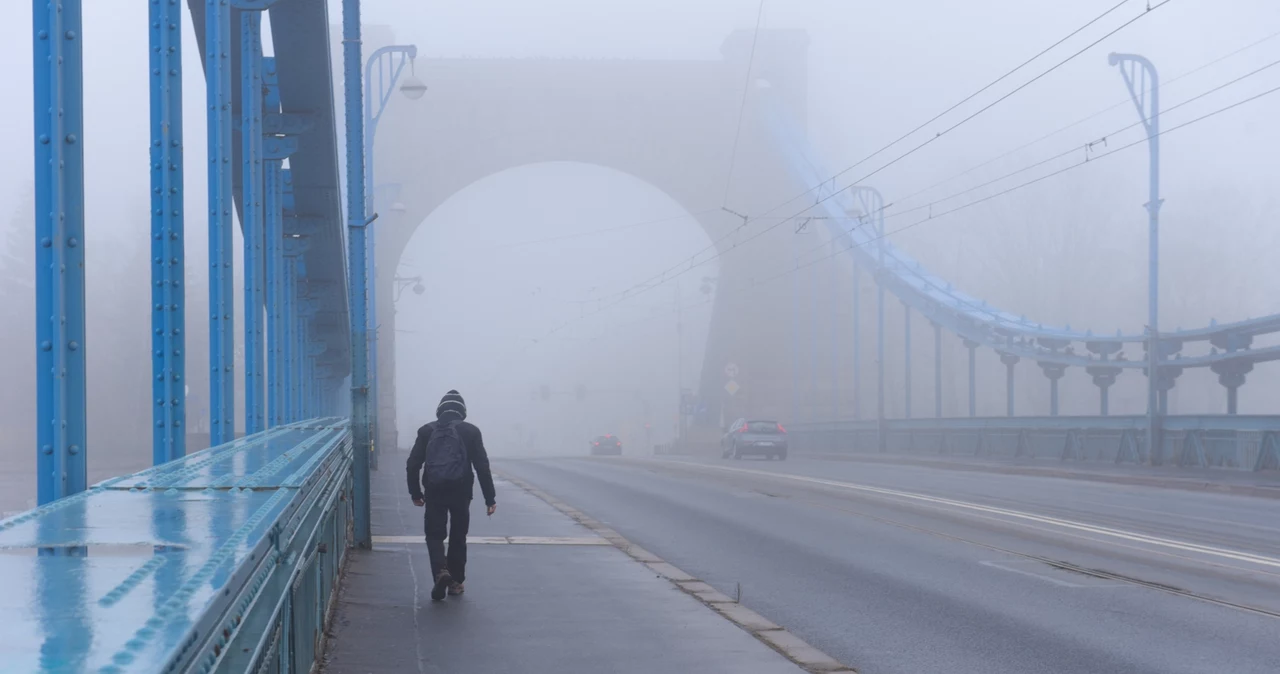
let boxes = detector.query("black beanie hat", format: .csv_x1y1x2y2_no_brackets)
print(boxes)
437,390,467,420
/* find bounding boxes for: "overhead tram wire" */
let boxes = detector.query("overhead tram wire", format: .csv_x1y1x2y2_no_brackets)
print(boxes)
720,0,1147,233
574,0,1173,311
481,75,1280,386
780,82,1280,281
892,26,1280,208
478,0,1180,382
878,55,1280,223
756,0,1178,240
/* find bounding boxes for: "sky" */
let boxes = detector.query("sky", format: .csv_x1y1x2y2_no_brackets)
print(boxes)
0,0,1278,480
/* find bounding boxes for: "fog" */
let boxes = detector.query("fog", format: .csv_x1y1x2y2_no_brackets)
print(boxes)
3,0,1280,511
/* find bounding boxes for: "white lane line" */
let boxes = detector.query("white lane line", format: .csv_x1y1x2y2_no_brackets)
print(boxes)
681,463,1280,570
979,560,1096,588
372,535,609,546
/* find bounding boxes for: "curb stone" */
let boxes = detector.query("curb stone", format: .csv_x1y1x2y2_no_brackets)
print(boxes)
495,469,858,674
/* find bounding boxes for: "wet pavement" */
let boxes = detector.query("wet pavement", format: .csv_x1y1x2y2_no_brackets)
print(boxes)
320,450,803,674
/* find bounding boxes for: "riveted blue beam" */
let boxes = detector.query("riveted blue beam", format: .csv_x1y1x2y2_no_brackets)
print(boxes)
206,0,235,446
764,102,1280,362
264,57,284,429
266,157,284,428
241,9,266,435
33,0,87,504
282,254,297,423
343,0,373,549
151,0,186,466
262,111,315,135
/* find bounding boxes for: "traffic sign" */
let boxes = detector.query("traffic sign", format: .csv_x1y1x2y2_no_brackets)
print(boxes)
724,363,739,379
724,380,740,396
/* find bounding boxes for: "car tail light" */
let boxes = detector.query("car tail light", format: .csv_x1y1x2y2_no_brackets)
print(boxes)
777,423,786,433
593,442,599,446
737,423,749,433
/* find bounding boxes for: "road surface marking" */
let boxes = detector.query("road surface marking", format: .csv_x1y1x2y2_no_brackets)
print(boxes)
978,560,1114,588
679,462,1280,570
497,469,857,673
372,535,609,545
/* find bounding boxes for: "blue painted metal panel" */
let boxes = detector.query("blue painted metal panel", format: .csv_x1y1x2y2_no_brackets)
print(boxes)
185,0,351,386
206,1,235,446
268,1,351,376
342,0,373,549
0,420,352,673
266,156,284,428
283,254,297,422
151,0,187,466
241,10,266,435
33,0,88,504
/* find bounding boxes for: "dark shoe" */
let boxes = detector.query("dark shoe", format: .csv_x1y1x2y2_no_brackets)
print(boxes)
448,582,465,596
431,570,453,601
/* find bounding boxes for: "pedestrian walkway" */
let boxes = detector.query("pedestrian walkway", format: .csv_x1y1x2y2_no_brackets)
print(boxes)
320,451,805,674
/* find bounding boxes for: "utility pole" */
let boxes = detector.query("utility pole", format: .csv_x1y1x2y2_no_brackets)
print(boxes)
1110,52,1163,464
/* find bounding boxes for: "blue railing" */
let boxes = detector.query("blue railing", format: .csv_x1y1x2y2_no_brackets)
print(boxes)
0,420,352,674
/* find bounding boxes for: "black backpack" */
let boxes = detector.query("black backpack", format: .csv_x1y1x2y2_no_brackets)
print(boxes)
425,420,470,485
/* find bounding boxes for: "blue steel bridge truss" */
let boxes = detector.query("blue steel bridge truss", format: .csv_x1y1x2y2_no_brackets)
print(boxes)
13,6,1280,673
34,0,355,507
765,93,1280,467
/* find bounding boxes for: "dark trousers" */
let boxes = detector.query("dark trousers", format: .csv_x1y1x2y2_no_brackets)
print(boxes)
424,499,471,583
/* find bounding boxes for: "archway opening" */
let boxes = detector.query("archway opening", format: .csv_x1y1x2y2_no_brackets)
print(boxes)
392,162,719,455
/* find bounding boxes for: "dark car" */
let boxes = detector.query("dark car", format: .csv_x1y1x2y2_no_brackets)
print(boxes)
720,419,788,460
590,434,622,456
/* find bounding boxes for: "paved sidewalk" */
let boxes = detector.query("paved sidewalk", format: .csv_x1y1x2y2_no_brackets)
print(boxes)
321,451,804,674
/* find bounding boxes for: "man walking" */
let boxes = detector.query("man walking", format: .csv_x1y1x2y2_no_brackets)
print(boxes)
406,390,497,601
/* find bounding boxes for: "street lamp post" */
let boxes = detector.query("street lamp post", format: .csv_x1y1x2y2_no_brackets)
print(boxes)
363,44,420,467
1109,52,1163,464
394,274,426,302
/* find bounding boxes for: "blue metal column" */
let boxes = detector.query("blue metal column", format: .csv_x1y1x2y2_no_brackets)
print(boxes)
150,0,185,465
903,303,911,419
206,0,235,445
265,156,283,427
293,291,308,419
344,0,373,549
933,323,942,418
33,0,87,503
965,340,977,417
263,58,283,428
1110,52,1163,462
852,262,861,420
241,9,265,434
281,254,296,422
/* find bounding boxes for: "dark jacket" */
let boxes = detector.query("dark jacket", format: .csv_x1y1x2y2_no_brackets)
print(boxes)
406,419,497,506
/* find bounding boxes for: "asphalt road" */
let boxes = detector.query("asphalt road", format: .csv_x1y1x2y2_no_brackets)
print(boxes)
499,454,1280,674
